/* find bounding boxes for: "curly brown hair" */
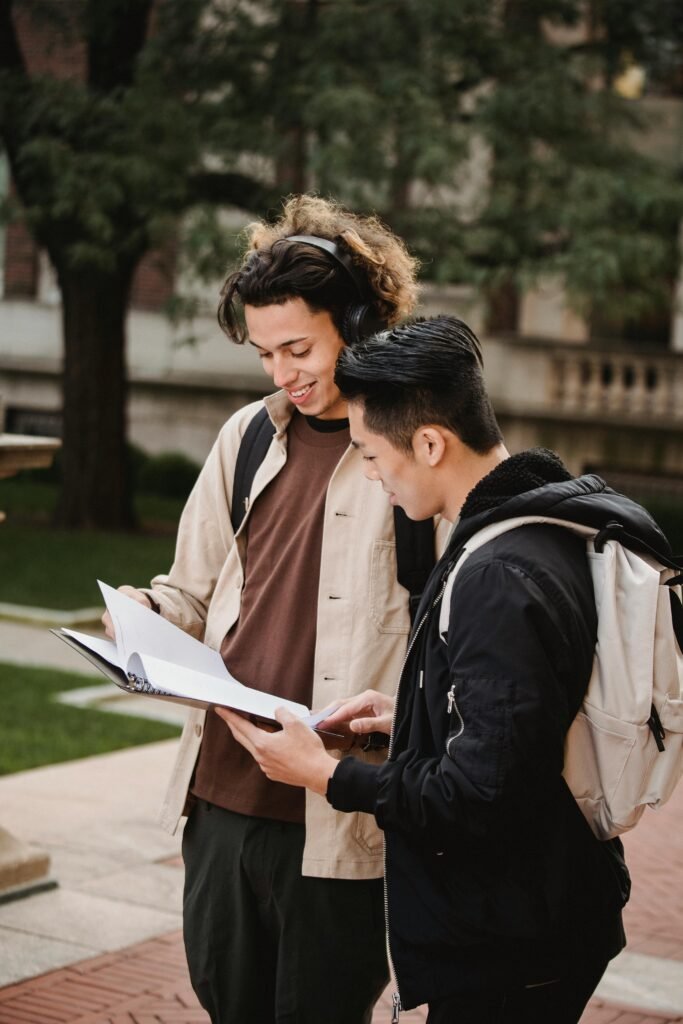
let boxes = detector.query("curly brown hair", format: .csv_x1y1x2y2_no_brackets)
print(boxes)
218,194,419,344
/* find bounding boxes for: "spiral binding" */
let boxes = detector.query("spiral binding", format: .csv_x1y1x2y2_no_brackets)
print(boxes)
126,673,171,697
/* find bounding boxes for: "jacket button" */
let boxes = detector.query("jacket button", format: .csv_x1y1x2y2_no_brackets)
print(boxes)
194,724,202,738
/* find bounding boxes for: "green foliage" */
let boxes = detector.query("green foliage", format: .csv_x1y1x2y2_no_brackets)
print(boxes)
161,0,683,326
0,661,180,776
0,0,680,530
126,442,150,492
631,494,683,553
20,443,199,502
138,451,201,500
2,0,682,339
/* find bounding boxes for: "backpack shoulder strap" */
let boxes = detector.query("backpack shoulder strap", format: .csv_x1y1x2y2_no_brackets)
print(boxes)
437,515,598,641
393,506,435,624
230,406,276,534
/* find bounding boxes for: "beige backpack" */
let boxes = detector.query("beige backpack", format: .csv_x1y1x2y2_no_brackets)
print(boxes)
438,516,683,840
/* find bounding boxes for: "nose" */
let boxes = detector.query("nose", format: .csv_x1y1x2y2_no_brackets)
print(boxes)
363,463,380,482
272,354,297,389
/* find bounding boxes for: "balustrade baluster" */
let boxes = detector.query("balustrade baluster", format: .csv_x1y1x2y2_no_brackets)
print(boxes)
583,356,602,413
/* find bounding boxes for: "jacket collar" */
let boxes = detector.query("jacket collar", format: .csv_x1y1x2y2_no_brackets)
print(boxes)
447,461,672,562
263,389,295,435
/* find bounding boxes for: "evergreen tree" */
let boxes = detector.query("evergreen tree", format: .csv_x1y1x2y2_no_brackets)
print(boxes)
1,0,681,527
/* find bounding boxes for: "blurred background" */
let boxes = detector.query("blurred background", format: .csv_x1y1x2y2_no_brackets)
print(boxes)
1,0,682,617
1,9,683,1003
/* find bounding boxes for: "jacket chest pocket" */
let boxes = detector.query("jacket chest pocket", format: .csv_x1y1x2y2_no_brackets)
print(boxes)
368,541,410,635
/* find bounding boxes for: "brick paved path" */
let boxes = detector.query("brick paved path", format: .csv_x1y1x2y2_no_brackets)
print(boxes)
1,926,682,1024
3,783,682,1023
2,927,681,1023
0,932,203,1024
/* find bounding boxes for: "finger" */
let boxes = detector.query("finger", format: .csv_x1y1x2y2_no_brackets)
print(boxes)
274,707,300,727
275,708,323,748
215,707,256,739
311,699,344,721
350,716,390,735
215,706,240,726
215,707,262,756
319,699,372,728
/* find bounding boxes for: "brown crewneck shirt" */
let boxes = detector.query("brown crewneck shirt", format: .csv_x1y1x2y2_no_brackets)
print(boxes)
191,411,350,822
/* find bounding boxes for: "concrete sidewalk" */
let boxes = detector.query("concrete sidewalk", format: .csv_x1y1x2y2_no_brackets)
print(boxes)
1,619,682,1022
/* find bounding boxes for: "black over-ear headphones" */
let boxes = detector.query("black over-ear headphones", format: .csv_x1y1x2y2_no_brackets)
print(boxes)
285,234,387,346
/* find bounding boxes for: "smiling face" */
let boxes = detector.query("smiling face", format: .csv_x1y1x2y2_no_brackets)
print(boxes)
245,298,348,420
349,403,447,521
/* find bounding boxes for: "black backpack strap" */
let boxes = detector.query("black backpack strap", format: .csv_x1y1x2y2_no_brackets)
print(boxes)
393,505,435,624
594,519,683,582
671,589,683,651
230,406,276,534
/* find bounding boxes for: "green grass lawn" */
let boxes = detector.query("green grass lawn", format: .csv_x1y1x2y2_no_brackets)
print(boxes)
0,661,181,775
0,479,182,609
0,523,178,609
0,478,186,528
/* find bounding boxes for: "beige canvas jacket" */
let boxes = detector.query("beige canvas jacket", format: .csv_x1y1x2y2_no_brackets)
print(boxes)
148,390,449,879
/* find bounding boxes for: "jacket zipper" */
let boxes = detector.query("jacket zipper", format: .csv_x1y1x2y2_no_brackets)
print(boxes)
445,683,465,757
384,572,451,1020
390,991,401,1023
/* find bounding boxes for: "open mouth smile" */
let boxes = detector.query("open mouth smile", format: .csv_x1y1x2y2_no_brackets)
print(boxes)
288,383,315,403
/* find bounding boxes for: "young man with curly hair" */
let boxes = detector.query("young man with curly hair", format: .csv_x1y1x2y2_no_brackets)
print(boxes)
104,196,446,1023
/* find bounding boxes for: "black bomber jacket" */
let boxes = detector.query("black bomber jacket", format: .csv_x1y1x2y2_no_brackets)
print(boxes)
328,450,672,1010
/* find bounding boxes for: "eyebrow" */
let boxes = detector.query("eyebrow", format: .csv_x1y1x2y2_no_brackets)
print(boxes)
350,439,365,449
248,336,310,352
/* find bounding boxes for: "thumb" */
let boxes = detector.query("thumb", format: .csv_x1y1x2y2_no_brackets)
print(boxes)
274,707,300,727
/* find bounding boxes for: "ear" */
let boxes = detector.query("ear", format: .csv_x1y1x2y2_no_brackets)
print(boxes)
412,426,447,467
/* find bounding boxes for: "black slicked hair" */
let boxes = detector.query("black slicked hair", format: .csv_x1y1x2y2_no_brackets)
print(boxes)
335,315,503,454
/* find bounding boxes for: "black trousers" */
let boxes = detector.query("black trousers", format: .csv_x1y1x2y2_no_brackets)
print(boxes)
425,955,610,1024
182,800,389,1024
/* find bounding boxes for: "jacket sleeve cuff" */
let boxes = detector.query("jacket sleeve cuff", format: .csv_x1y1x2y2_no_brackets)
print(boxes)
326,756,381,815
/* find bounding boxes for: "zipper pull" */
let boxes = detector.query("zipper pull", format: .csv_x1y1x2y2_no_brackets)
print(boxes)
447,683,456,715
391,991,402,1023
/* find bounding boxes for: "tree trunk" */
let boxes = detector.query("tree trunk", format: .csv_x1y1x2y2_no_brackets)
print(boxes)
272,0,318,194
55,265,136,529
485,277,520,334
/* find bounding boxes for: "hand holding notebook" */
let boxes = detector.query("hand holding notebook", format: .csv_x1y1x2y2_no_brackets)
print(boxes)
52,581,339,732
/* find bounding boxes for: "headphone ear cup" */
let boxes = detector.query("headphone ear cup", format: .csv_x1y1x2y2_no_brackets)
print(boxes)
343,304,387,346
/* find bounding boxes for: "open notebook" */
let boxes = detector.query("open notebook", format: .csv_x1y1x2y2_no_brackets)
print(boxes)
51,581,338,732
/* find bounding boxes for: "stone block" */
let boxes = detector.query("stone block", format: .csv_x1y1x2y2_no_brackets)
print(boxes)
0,827,51,895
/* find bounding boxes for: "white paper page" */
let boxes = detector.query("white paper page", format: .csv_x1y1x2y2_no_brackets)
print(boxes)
303,704,340,728
99,581,228,681
62,628,122,668
132,653,310,720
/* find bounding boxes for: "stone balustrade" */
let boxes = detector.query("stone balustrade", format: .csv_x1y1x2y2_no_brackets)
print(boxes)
481,337,683,477
552,350,683,421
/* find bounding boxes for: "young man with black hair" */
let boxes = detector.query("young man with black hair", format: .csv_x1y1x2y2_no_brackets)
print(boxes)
218,315,677,1023
103,197,448,1024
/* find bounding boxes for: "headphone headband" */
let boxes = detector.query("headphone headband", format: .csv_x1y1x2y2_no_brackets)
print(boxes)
282,233,386,345
284,234,369,299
